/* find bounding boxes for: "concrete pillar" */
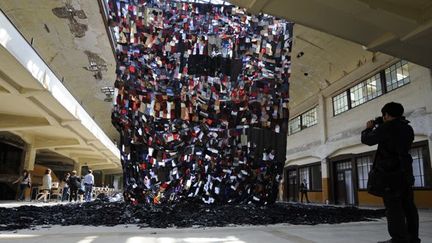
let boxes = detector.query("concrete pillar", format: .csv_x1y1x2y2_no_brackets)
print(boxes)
73,162,82,176
22,143,36,171
429,137,432,171
321,158,330,204
20,142,36,201
317,93,328,144
100,171,105,186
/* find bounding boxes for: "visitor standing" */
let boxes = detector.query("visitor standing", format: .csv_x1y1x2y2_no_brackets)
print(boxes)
68,170,81,202
83,170,94,202
61,172,70,202
37,169,52,202
13,170,31,201
300,179,310,203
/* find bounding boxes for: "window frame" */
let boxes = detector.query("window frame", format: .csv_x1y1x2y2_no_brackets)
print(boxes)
298,162,322,192
410,141,432,190
332,91,350,116
333,141,431,192
355,154,374,191
332,60,410,117
288,106,318,135
385,60,410,92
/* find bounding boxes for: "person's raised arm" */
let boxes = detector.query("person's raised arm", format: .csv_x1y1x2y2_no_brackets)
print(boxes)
361,120,386,146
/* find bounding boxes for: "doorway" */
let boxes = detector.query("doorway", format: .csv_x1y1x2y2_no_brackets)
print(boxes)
334,160,355,205
286,169,298,202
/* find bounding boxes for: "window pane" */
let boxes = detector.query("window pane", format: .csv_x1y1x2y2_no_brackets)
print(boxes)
288,116,301,135
365,74,382,100
350,82,365,108
410,147,425,187
385,60,410,92
310,165,322,191
333,92,348,115
356,156,373,189
301,107,317,128
299,167,310,190
350,74,382,108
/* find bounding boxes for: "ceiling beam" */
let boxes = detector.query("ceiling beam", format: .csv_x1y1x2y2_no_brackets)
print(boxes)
90,164,119,170
34,136,80,149
0,113,51,131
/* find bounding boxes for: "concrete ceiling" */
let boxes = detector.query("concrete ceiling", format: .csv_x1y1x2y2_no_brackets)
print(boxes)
0,0,117,141
290,25,375,108
0,4,121,173
0,47,120,172
228,0,432,69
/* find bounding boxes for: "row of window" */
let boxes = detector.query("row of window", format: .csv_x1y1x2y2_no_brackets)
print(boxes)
288,60,410,135
333,60,410,115
288,143,431,193
356,146,430,189
288,107,317,135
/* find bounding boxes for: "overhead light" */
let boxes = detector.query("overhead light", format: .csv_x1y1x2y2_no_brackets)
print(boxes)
297,51,304,58
101,86,115,102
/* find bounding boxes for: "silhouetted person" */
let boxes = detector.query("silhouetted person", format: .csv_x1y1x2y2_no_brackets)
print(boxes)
68,170,81,202
61,172,70,202
13,170,31,201
361,102,420,243
300,179,310,203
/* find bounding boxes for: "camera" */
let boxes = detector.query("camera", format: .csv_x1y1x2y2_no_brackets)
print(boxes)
373,116,384,125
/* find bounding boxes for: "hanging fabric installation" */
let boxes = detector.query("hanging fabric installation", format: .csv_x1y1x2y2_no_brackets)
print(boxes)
109,0,293,205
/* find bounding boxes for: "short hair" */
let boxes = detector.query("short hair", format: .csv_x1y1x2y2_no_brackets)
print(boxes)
45,169,51,174
88,170,93,174
381,102,404,118
71,170,77,175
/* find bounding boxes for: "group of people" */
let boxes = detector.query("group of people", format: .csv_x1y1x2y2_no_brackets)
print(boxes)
60,170,94,203
13,169,94,203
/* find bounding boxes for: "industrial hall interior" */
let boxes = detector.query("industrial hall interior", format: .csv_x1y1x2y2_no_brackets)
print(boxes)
0,0,432,243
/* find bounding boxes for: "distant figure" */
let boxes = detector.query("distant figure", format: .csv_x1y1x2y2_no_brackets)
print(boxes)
67,170,81,202
37,169,52,202
13,170,31,201
300,179,310,203
83,170,94,202
61,172,70,202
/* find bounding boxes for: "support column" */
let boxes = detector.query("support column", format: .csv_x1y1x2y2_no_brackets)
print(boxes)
429,137,432,172
317,93,328,144
22,143,36,171
100,171,105,186
321,158,330,204
21,142,36,201
73,162,82,176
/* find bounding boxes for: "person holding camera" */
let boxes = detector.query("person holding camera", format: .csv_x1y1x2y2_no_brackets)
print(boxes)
361,102,420,243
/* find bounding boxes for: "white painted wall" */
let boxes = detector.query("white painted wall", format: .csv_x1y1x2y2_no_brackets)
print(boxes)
286,54,432,176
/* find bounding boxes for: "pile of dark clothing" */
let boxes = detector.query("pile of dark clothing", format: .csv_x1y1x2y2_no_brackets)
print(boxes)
109,0,293,205
0,200,385,231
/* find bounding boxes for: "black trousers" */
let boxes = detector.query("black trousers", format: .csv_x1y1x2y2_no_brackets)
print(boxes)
383,187,420,243
69,188,78,202
300,191,309,203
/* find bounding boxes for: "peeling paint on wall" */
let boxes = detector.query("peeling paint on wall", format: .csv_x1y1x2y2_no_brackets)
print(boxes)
83,50,107,80
52,3,87,38
286,140,321,154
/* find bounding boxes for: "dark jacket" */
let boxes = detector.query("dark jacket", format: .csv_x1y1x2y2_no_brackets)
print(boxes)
68,175,81,190
361,118,415,189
